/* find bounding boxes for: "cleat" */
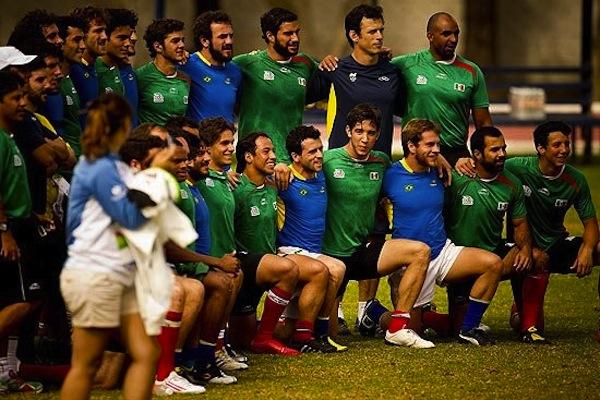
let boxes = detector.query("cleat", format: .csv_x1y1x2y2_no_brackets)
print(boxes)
521,327,550,345
5,371,43,394
215,349,248,371
251,338,300,356
194,362,237,385
459,328,496,346
155,370,205,394
326,336,348,352
385,328,435,349
478,322,492,334
225,343,248,364
358,299,389,337
337,317,351,336
288,340,320,353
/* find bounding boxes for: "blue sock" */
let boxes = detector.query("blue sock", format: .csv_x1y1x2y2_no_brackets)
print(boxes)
461,297,490,332
189,341,216,366
365,299,389,324
315,317,329,338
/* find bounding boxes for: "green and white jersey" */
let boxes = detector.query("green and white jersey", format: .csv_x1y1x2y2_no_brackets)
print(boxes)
59,75,82,157
233,50,316,163
505,156,596,250
0,129,31,218
322,147,391,257
136,62,189,125
392,49,489,149
95,58,123,95
197,169,235,257
233,174,278,254
445,170,526,252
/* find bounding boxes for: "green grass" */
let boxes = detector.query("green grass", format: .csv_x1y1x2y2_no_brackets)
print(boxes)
14,164,600,399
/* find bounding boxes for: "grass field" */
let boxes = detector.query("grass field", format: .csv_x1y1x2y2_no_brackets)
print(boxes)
14,163,600,400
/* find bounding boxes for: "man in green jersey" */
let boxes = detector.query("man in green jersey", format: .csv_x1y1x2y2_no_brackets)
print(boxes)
233,7,317,167
504,121,600,341
392,12,492,172
137,19,189,125
323,103,434,348
197,117,301,356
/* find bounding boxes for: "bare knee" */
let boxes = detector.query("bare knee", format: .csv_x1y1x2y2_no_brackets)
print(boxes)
488,255,504,277
130,337,160,365
184,278,205,305
412,243,431,272
532,249,550,274
279,259,299,287
328,260,346,286
170,279,186,311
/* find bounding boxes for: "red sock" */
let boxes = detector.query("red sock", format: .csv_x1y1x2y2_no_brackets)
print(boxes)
216,329,225,350
521,273,549,331
255,287,291,342
156,311,182,381
422,310,452,337
292,320,314,342
388,310,410,333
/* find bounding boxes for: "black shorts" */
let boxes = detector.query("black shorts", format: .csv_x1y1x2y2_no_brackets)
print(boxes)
330,239,387,296
231,252,269,316
441,145,471,167
546,236,584,274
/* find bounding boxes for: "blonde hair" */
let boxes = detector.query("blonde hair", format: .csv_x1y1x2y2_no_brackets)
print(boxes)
401,118,440,154
81,93,132,160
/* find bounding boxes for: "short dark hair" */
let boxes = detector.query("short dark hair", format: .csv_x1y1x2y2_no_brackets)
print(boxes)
426,12,455,33
198,117,236,146
469,126,503,155
193,10,232,49
346,103,382,133
533,121,572,151
344,4,384,47
71,6,106,33
286,125,321,159
165,115,199,133
401,119,440,155
0,71,24,101
168,126,200,153
119,131,167,165
260,8,297,43
12,56,46,79
7,10,57,46
57,15,86,40
144,18,185,58
236,132,271,173
104,8,138,37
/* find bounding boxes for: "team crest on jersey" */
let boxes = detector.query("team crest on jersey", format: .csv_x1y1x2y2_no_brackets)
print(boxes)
280,66,290,73
250,206,260,217
349,73,357,82
203,76,212,83
153,92,164,103
404,184,414,192
298,77,306,86
378,76,390,82
462,195,474,206
523,185,532,197
416,75,428,85
555,198,568,208
224,78,231,85
478,188,489,195
333,169,345,179
65,95,74,106
205,177,214,187
537,187,550,196
299,189,308,196
454,83,466,92
263,71,275,81
272,202,278,210
183,96,189,105
180,189,189,199
369,171,380,181
13,154,23,167
497,202,508,211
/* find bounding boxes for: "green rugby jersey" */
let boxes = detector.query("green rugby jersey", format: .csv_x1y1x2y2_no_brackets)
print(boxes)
445,170,526,252
197,169,236,257
233,50,316,163
59,76,82,157
0,129,32,218
136,62,189,125
504,157,596,250
233,174,278,254
392,49,489,149
322,147,391,257
95,58,123,95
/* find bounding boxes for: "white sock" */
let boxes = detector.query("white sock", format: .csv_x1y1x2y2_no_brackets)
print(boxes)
337,303,345,320
7,336,19,373
357,301,367,321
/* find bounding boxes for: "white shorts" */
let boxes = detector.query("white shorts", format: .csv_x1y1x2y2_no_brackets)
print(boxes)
61,269,138,328
277,246,321,260
414,239,464,308
278,246,320,319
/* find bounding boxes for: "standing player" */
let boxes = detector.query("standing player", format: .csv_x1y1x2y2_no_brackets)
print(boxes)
183,11,241,123
322,103,434,348
137,18,189,125
233,8,316,165
504,121,599,340
382,118,503,345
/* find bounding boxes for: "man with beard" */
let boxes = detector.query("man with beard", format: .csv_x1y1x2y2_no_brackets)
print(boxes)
97,8,139,126
233,8,316,165
70,6,107,126
183,11,241,123
137,18,189,125
7,10,63,49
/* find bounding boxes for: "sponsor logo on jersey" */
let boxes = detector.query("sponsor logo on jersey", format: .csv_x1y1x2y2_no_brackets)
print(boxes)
105,87,113,93
333,169,345,179
169,87,177,94
299,189,308,196
462,195,474,206
497,202,508,211
203,76,212,83
29,282,41,291
435,72,447,80
404,184,414,192
298,77,306,86
320,186,326,193
114,76,121,83
13,154,23,167
478,188,489,195
260,198,267,206
430,179,438,187
205,177,214,187
349,72,357,82
454,83,466,92
65,95,74,106
250,206,260,216
224,78,231,85
84,72,90,79
280,66,290,73
555,198,568,208
416,75,428,85
183,96,188,105
263,71,275,81
537,187,550,196
71,87,77,94
153,92,164,103
272,202,278,210
523,185,532,196
111,185,125,199
180,189,189,199
369,171,380,180
128,73,134,81
378,76,390,82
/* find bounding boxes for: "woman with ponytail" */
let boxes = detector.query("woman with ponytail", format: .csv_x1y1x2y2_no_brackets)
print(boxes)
59,93,170,400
